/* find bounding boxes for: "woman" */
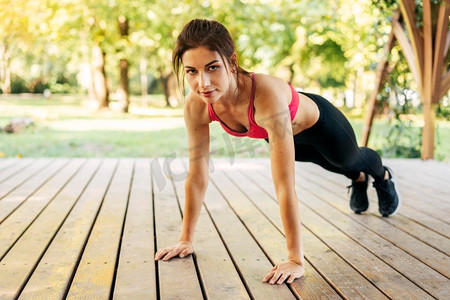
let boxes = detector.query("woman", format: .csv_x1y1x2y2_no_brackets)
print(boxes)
155,19,400,285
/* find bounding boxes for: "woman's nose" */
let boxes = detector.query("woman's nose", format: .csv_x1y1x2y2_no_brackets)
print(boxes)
199,73,210,88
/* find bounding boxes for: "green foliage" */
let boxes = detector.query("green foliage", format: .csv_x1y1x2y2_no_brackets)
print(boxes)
303,39,347,88
10,75,28,93
1,0,391,96
378,119,422,159
374,44,424,158
436,99,450,120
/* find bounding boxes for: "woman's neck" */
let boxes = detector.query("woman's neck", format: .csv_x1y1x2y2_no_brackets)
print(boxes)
219,73,252,108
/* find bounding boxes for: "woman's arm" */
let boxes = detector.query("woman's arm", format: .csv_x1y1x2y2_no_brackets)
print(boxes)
256,76,305,284
155,95,210,261
179,99,210,243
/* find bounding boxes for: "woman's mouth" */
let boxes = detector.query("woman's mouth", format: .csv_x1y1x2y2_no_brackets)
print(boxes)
200,90,215,98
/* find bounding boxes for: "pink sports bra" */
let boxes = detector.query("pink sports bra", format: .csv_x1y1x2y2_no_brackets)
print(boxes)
207,73,299,139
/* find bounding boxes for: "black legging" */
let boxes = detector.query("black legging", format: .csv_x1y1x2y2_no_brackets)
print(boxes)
292,92,385,182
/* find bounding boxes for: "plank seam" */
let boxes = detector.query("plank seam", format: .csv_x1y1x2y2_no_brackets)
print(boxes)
283,166,440,298
307,165,450,229
61,159,118,299
201,198,255,300
151,162,161,300
12,159,100,298
0,158,54,201
0,159,67,220
169,162,208,300
304,168,450,261
245,165,395,299
291,178,440,298
0,159,34,184
109,159,135,299
223,172,345,300
0,159,86,261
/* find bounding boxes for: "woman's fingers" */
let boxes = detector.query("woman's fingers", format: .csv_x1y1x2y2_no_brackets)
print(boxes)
162,248,181,261
287,274,296,284
269,271,282,285
155,243,193,261
263,261,304,285
276,273,289,285
155,248,171,261
179,248,191,258
262,269,276,282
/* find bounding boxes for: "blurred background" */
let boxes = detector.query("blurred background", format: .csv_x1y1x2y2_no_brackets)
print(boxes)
0,0,449,160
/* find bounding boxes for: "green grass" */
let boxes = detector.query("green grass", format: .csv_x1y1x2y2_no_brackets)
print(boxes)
1,94,449,162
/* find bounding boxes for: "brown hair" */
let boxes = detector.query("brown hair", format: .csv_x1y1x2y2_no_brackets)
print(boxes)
173,19,250,95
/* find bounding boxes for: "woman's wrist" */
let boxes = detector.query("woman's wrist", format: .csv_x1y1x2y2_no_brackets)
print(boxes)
288,251,304,265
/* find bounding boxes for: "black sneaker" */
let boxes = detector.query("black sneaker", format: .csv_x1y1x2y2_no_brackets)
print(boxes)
348,174,369,214
373,167,401,217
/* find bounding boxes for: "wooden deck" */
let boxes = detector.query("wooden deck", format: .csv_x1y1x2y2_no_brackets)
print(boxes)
0,157,449,299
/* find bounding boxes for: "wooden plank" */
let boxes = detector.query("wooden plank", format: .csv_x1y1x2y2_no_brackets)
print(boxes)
295,167,450,279
315,160,450,252
389,160,450,196
306,161,450,238
113,159,157,300
203,177,296,299
218,166,386,299
0,158,24,182
169,158,251,299
0,158,53,200
292,165,450,299
66,159,133,299
0,159,13,171
378,213,450,256
249,160,435,299
152,159,204,300
0,159,86,258
0,159,68,222
384,160,450,197
17,159,114,300
0,159,102,299
211,164,341,299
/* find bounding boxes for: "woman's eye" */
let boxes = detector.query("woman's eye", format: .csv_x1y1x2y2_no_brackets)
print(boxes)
186,69,196,75
208,65,219,71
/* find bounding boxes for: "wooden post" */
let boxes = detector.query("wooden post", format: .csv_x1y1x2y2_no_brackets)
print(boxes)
422,101,436,159
361,12,399,147
366,0,449,159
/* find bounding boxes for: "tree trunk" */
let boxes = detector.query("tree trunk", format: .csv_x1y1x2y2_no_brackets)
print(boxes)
159,74,171,107
118,58,129,113
0,43,11,94
91,44,109,109
117,16,129,113
140,58,148,107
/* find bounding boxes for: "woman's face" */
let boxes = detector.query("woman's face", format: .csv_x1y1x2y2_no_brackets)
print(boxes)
182,46,234,103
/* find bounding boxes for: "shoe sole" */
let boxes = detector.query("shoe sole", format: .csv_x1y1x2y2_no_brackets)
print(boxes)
383,166,402,217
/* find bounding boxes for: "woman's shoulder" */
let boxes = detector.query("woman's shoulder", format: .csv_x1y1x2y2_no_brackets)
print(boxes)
254,73,288,90
184,92,210,124
253,73,291,107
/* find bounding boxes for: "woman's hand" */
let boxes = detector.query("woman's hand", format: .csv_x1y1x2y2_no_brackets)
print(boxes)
154,241,194,261
262,260,305,285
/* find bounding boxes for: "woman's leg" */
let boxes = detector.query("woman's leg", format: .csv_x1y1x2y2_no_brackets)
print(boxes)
294,92,385,181
293,92,399,216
